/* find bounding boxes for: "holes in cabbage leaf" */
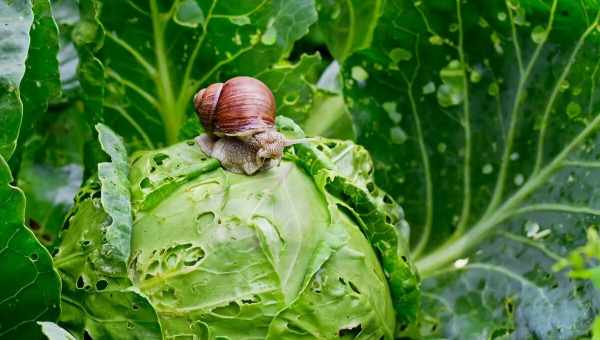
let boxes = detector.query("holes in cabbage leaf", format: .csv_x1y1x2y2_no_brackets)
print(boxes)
241,295,260,304
95,279,108,291
183,246,205,266
211,301,240,317
132,303,139,311
29,253,39,261
76,275,86,289
338,324,362,338
127,322,135,329
80,239,91,248
366,182,375,193
153,153,169,166
326,142,338,149
186,140,196,146
286,322,308,335
140,177,152,189
28,218,41,230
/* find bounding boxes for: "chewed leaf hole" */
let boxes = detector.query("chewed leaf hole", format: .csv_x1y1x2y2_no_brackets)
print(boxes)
140,177,152,189
127,322,135,329
76,275,85,289
241,295,261,304
183,246,205,266
348,281,361,294
339,324,362,337
96,279,108,291
153,153,169,166
286,322,308,335
211,301,240,317
132,303,139,311
366,182,375,193
29,253,39,261
80,239,91,247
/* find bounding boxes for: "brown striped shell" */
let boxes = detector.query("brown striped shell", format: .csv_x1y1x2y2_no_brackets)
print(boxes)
193,76,276,137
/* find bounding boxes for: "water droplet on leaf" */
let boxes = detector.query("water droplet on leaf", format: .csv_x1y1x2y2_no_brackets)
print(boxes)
429,35,444,45
351,66,369,82
422,81,436,95
389,48,412,62
390,127,407,144
383,102,402,123
531,26,547,44
482,164,493,174
436,60,465,107
567,102,582,118
514,173,524,186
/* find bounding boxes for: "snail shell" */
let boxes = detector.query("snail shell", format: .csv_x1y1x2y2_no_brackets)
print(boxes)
194,76,276,137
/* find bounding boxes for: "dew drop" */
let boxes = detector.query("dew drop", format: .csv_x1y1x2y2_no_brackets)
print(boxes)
351,66,369,82
567,102,582,118
437,143,447,153
422,81,436,95
482,164,493,174
470,69,481,83
390,127,408,144
429,35,444,45
389,48,412,62
531,26,547,44
525,221,540,237
497,12,507,21
514,174,524,186
488,83,499,96
559,80,570,92
510,152,520,161
454,258,469,268
383,102,402,123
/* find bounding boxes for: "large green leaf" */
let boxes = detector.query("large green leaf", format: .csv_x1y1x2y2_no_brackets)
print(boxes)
0,155,61,338
18,0,61,144
0,0,33,159
96,0,317,148
54,181,162,339
340,0,600,337
18,104,89,248
316,0,382,61
95,123,132,270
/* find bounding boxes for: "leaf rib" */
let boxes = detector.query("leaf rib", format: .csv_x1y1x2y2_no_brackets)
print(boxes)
533,12,600,174
105,32,156,76
485,0,558,215
452,0,472,237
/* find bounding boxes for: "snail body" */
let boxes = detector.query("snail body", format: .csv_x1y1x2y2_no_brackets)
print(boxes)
193,76,289,175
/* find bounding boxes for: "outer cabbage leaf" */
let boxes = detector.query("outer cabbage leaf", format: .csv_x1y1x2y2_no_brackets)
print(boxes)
95,0,317,147
54,184,162,339
339,0,600,337
0,0,32,159
18,104,89,248
0,155,61,338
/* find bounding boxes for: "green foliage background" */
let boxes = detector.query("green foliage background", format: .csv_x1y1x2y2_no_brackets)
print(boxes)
2,0,600,338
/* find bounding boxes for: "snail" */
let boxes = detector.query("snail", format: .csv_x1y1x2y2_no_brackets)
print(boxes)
193,76,310,175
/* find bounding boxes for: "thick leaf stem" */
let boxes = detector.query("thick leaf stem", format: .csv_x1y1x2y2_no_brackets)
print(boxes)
150,0,180,144
417,112,600,277
451,0,472,237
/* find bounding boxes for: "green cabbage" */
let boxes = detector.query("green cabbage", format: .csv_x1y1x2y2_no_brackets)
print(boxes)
54,122,418,339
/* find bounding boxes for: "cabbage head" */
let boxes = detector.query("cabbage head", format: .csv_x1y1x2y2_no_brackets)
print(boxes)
54,121,419,339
